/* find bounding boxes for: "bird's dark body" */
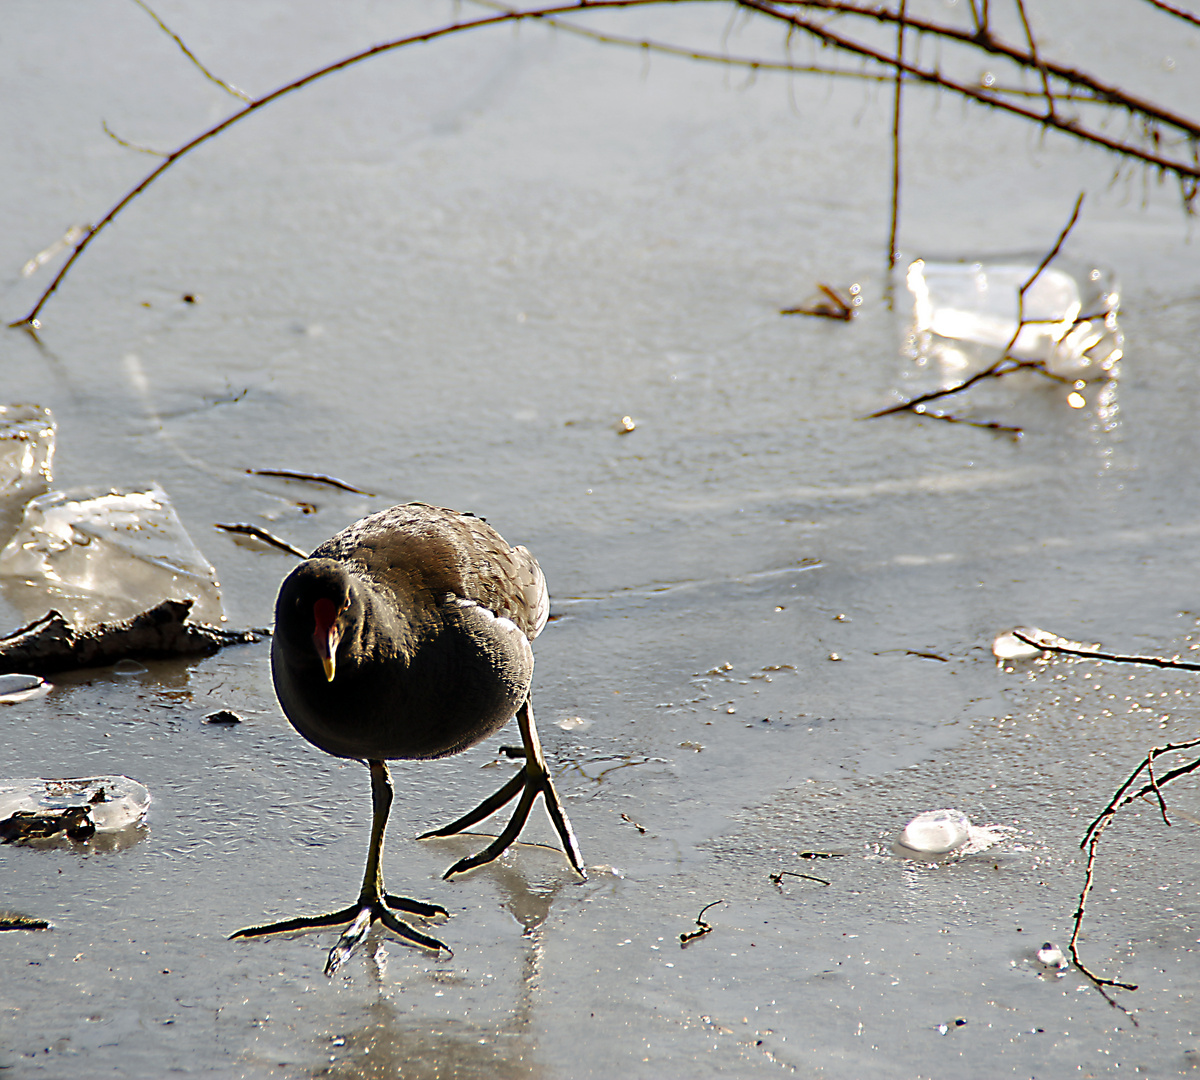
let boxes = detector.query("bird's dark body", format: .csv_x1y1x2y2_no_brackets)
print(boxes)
271,503,549,762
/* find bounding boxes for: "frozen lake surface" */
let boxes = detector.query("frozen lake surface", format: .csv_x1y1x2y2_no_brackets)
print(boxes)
2,1,1199,1076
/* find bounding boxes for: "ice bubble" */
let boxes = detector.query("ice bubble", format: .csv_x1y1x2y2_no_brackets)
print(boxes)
0,673,49,703
895,808,1007,859
897,808,971,855
0,775,150,835
0,483,223,628
556,716,592,731
1036,941,1067,969
906,258,1121,381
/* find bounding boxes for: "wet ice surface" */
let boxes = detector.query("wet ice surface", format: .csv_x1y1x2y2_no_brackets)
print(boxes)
0,484,224,628
2,1,1200,1077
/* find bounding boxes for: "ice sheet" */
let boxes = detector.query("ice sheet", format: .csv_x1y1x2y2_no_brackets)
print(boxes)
906,258,1122,379
0,484,223,628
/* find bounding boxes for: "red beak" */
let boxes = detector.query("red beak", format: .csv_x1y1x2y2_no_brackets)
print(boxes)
312,597,342,682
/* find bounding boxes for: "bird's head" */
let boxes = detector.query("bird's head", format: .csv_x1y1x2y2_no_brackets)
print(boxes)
277,560,354,683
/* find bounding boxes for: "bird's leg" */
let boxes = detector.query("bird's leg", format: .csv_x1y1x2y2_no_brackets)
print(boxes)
231,760,450,974
419,698,586,880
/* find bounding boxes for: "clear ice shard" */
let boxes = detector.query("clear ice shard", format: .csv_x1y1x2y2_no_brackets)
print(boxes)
905,258,1122,380
0,775,150,832
0,483,223,628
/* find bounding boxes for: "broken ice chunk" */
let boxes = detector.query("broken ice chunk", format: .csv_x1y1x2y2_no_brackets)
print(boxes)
0,673,48,703
0,484,223,628
0,405,55,500
895,808,1007,859
0,405,56,545
906,258,1121,380
0,775,150,840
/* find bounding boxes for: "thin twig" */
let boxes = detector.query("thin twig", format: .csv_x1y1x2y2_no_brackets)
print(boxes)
680,899,725,945
1012,0,1055,120
770,868,831,887
10,3,1200,326
912,411,1024,437
780,283,855,319
1140,0,1200,28
131,0,253,101
887,0,906,270
470,0,887,82
246,468,372,494
214,523,309,558
1011,629,1200,672
101,121,169,157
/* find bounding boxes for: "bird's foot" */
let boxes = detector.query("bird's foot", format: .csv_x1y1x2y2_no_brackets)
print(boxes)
418,765,586,881
231,894,450,975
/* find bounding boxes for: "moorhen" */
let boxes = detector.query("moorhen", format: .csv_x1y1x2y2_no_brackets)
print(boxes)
232,503,584,973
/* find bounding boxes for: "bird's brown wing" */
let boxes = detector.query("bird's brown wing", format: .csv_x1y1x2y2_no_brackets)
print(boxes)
314,503,549,641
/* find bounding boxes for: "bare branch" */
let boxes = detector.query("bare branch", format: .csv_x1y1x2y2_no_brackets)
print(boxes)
1069,736,1200,1002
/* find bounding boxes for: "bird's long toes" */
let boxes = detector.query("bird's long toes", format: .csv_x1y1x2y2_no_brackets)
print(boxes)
383,893,449,919
230,903,361,940
376,905,452,955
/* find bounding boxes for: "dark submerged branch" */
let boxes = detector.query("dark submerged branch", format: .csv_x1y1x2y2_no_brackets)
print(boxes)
0,599,264,675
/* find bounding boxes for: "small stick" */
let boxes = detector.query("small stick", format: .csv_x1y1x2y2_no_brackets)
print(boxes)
912,411,1024,437
214,522,308,558
620,812,647,834
246,468,372,495
770,869,831,887
780,284,855,321
680,899,725,945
